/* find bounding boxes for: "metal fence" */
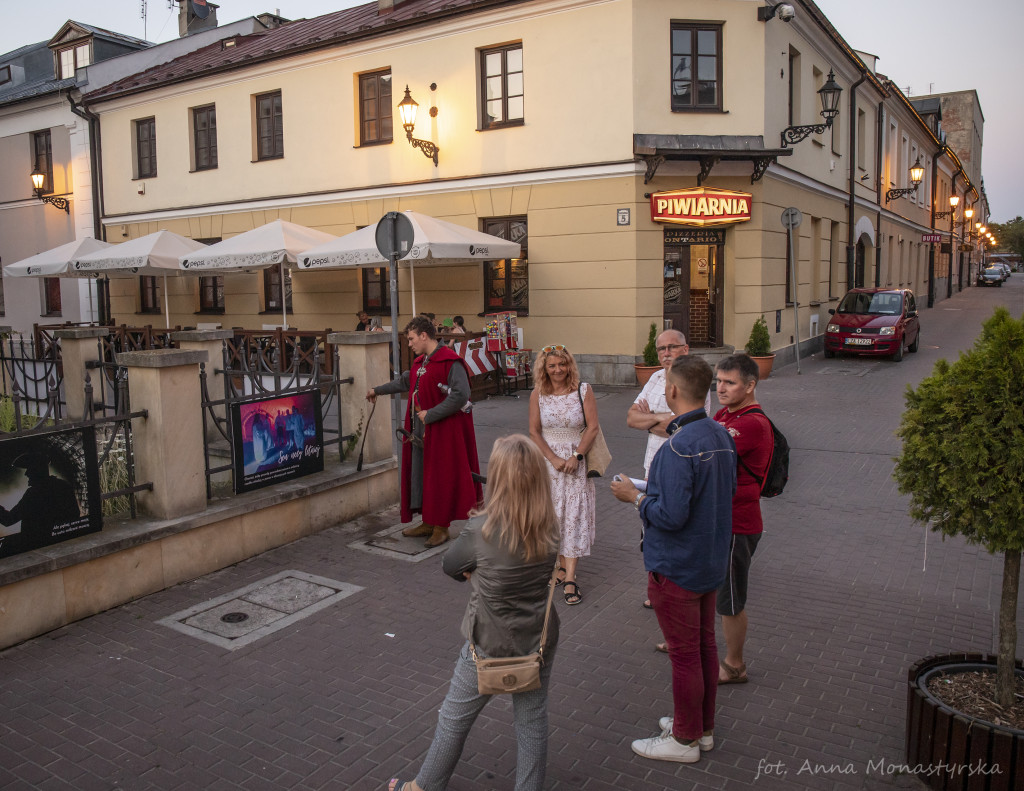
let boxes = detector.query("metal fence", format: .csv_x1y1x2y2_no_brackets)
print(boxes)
0,374,151,519
199,333,354,498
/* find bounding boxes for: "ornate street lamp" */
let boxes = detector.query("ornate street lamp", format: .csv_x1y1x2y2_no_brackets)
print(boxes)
780,69,842,147
885,156,925,203
397,84,439,166
934,193,959,220
30,168,69,213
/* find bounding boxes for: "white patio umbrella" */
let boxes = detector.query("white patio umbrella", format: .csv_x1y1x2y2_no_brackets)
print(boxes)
178,219,338,329
295,210,522,316
3,237,113,278
71,230,209,328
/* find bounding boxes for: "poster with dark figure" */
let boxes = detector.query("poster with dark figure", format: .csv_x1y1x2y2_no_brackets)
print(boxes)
0,427,102,558
231,391,323,493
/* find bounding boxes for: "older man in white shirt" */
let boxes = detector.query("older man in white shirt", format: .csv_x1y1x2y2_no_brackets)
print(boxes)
627,329,712,476
626,328,712,613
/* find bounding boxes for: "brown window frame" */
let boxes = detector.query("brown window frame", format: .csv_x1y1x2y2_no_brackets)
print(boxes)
255,91,284,160
194,237,224,313
481,217,529,315
361,267,394,315
670,22,723,112
198,276,225,313
135,117,157,179
479,43,524,130
262,267,293,314
43,277,62,316
139,276,161,314
31,130,53,194
192,105,218,171
358,69,393,146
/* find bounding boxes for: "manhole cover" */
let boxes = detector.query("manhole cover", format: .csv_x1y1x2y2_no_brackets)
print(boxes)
158,571,364,650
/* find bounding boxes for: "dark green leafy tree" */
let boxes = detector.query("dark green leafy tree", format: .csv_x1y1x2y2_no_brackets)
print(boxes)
894,308,1024,707
986,216,1024,259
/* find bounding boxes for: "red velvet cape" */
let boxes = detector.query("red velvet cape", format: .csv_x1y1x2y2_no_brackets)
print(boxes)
400,345,483,526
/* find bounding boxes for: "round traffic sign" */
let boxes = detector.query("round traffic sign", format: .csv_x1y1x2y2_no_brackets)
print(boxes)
374,211,415,260
781,207,804,229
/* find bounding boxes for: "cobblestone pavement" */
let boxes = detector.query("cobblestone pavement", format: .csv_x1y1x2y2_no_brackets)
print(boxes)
1,278,1021,791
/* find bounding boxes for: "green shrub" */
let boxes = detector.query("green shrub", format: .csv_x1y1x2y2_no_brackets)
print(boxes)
745,315,772,356
642,323,659,366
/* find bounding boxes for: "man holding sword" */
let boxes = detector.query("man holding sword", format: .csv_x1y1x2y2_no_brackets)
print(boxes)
367,316,482,547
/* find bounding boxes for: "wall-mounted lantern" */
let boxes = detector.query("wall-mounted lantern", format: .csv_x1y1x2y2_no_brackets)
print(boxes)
780,69,842,148
397,84,439,166
30,169,69,213
885,156,925,203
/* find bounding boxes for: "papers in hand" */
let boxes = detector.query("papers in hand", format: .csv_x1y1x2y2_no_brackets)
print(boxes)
629,477,647,492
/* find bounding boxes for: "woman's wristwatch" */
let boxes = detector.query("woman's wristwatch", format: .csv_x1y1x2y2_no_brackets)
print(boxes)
574,452,584,461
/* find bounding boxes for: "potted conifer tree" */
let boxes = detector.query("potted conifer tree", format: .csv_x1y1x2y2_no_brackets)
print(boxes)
634,322,660,386
894,307,1024,788
745,315,775,380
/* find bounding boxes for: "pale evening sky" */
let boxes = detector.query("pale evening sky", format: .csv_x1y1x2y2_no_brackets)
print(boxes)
4,1,1020,222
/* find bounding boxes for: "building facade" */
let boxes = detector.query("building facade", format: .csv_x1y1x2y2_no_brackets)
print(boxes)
0,11,272,335
78,0,982,382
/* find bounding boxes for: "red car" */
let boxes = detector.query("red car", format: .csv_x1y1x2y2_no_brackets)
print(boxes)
824,288,921,362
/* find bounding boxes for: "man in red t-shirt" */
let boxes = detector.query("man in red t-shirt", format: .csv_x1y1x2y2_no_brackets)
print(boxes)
713,354,773,685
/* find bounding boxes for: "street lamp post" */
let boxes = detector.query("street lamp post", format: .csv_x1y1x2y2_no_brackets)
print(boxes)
962,207,974,287
935,194,959,299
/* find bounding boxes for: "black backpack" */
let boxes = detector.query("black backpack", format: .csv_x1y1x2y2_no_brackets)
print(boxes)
735,407,790,498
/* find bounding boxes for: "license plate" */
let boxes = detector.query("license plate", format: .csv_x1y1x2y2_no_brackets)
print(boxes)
845,337,873,346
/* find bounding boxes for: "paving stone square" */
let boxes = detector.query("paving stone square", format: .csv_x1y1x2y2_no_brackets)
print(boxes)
0,279,1021,790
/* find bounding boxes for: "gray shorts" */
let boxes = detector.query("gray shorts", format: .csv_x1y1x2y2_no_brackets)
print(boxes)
716,533,761,616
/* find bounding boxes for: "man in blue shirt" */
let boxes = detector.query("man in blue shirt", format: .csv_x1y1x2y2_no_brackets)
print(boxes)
611,355,736,764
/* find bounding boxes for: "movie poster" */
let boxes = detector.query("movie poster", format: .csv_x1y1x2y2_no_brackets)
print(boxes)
231,390,324,494
0,427,102,559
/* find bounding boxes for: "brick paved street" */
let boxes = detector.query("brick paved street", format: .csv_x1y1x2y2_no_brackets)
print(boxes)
1,278,1021,791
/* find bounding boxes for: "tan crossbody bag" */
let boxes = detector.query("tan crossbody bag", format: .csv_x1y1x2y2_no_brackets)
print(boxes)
469,562,558,695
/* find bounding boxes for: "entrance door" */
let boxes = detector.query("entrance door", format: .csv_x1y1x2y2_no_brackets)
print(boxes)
663,228,725,347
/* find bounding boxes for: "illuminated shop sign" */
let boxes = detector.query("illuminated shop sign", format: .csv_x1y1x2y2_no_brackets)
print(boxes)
650,187,753,226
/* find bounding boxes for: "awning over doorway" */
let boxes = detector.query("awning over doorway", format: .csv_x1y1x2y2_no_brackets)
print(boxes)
633,134,793,185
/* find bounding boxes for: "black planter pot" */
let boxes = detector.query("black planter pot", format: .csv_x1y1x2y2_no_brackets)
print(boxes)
906,653,1024,791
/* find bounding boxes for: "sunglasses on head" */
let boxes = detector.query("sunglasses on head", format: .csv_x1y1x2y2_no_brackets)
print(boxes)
541,345,566,353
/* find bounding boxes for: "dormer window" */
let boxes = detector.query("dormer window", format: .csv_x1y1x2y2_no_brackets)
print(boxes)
0,65,11,85
222,38,237,49
57,43,91,79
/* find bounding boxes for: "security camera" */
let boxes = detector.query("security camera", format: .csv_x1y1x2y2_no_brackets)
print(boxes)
777,4,796,22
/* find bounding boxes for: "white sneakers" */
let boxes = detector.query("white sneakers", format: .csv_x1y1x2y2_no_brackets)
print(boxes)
630,718,714,763
658,717,714,751
630,733,701,763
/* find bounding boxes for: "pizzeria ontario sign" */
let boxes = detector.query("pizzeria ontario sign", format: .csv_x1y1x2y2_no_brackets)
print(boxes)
649,187,753,226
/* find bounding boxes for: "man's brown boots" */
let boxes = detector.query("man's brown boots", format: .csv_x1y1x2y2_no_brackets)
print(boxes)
401,523,433,537
424,526,450,547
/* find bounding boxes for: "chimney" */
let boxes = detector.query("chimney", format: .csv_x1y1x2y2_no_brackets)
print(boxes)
378,0,395,14
179,1,220,38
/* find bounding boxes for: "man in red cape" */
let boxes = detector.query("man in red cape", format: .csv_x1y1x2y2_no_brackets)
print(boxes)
367,316,482,547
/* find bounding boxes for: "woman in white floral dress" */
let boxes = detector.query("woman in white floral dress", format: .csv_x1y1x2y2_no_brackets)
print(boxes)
529,345,598,605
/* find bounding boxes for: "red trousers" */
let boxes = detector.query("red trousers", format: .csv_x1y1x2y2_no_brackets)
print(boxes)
648,572,718,741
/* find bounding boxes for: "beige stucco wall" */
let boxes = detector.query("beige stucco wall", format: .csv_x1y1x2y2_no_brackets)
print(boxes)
97,0,636,217
91,0,959,369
